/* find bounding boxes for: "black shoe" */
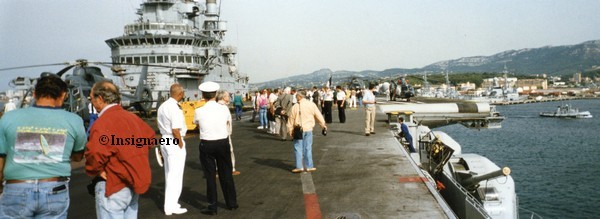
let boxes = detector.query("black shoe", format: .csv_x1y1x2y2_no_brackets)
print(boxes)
365,133,370,136
200,208,217,215
227,204,239,210
370,132,376,134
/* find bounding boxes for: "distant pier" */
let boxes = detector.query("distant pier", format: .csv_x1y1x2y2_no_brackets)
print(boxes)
411,96,599,105
491,96,599,105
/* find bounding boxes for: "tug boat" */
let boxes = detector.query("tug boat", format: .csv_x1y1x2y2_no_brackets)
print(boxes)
540,104,592,119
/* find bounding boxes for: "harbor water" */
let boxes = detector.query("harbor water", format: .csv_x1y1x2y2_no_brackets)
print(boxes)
435,99,600,219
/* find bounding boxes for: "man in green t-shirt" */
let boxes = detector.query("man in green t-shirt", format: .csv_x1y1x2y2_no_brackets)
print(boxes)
233,91,244,121
0,74,87,218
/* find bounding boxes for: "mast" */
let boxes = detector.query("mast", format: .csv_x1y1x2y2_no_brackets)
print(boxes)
503,65,509,99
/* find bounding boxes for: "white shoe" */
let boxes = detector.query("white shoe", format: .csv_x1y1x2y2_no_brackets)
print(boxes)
165,207,187,216
257,126,264,129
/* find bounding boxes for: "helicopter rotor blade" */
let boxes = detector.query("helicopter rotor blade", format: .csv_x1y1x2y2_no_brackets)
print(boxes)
56,65,77,77
1,60,202,78
89,62,114,68
0,62,70,71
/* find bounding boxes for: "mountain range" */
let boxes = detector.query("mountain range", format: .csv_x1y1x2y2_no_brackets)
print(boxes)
253,39,600,88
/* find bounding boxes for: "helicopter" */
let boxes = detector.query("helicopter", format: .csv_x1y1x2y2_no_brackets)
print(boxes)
0,59,157,123
389,75,415,102
348,77,366,90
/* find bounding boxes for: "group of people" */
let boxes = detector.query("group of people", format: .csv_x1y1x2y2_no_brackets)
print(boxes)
250,85,368,126
247,87,328,173
0,75,415,218
249,84,377,130
0,76,239,218
244,84,394,172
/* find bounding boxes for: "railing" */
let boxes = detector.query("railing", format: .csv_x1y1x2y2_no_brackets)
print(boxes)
124,23,196,35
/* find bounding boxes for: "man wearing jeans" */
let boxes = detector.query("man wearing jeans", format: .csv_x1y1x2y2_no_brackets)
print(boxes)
286,91,327,173
233,91,244,121
0,74,87,218
85,81,155,218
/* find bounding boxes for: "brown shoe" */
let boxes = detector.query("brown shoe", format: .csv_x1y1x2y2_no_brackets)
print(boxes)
291,168,303,173
232,171,241,176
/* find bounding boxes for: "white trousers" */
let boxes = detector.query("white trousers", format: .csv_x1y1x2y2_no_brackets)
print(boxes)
229,136,236,171
270,119,279,134
349,96,357,107
160,137,186,211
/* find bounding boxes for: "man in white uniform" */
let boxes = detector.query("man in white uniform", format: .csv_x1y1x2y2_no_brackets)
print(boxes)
194,81,238,215
157,84,188,215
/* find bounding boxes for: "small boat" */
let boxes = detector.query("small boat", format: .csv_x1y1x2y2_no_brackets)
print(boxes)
540,104,593,119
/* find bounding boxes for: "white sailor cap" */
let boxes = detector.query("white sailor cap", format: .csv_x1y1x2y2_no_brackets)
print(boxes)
198,81,220,92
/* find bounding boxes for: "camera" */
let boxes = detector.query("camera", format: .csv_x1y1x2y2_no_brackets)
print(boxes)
87,176,105,197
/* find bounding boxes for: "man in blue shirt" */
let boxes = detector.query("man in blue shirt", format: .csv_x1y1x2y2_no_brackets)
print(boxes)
399,117,416,153
0,74,87,218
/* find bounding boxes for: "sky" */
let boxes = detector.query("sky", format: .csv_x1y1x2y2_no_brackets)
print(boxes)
1,0,600,91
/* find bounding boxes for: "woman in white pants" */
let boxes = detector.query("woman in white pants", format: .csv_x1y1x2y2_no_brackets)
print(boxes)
217,91,241,175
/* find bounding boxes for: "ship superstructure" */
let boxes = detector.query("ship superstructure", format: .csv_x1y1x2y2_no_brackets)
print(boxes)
105,0,249,102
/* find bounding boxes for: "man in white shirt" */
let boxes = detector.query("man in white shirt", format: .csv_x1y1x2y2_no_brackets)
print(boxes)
322,86,334,123
362,84,377,136
194,81,238,215
335,86,347,123
157,84,188,215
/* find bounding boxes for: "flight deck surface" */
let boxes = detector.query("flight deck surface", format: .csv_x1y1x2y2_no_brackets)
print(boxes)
67,106,448,218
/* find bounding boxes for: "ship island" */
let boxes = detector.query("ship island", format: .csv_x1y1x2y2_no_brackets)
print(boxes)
105,0,249,104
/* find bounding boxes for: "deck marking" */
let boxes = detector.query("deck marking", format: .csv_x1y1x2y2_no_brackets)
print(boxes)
301,172,322,219
398,176,429,183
